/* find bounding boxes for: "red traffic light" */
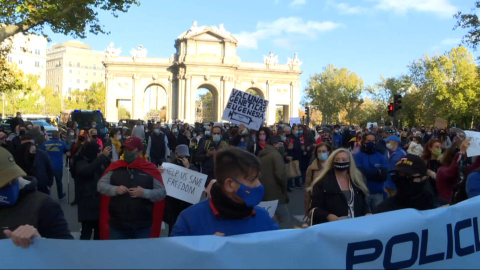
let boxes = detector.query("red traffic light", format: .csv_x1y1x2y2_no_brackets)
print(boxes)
389,105,393,111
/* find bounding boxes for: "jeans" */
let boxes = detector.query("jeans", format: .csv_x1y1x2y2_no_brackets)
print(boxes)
80,220,99,240
109,226,151,240
274,203,292,229
366,193,384,212
53,169,64,198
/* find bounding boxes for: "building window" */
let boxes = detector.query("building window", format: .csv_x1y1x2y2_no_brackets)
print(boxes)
69,69,72,74
34,49,40,55
68,87,72,94
18,59,23,64
69,61,72,67
56,78,60,83
85,64,88,69
93,64,97,70
77,62,80,67
7,56,12,63
55,86,59,93
35,61,39,67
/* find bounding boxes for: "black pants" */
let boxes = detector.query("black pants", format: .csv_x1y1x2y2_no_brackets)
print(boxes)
80,220,99,240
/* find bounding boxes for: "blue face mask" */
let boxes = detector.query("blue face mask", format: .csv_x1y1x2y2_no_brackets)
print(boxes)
212,134,221,143
92,125,96,128
205,131,211,136
0,179,20,206
232,178,265,207
318,153,329,161
154,129,160,134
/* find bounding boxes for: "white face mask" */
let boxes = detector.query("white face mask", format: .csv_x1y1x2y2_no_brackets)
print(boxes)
386,143,393,150
116,135,122,140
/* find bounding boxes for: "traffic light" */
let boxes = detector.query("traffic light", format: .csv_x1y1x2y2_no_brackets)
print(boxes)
388,103,394,116
394,94,402,111
305,106,310,117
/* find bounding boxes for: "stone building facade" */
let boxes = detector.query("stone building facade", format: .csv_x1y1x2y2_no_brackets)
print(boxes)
103,22,302,124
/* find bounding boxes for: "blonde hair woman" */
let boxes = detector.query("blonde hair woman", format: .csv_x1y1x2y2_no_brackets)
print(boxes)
308,148,371,225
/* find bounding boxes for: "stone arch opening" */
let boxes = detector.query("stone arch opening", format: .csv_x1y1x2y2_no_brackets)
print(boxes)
144,84,168,122
246,87,264,99
195,84,218,123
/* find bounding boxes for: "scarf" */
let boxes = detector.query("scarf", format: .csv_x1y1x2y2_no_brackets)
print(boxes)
210,182,255,219
111,138,122,154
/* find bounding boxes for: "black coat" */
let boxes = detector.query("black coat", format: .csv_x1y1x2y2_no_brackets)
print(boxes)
75,154,108,222
310,170,370,225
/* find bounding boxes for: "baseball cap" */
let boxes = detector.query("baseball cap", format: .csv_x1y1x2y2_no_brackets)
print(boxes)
392,154,427,176
78,130,88,137
175,144,190,157
385,135,401,143
0,148,26,188
123,136,144,151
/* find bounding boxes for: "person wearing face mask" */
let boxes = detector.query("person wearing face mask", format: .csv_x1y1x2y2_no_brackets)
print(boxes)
285,125,303,190
146,124,170,166
159,145,197,235
104,129,123,162
69,129,89,205
195,125,229,185
76,142,111,240
406,136,424,156
438,129,452,151
421,139,442,197
131,121,146,141
41,131,71,200
375,154,437,213
333,125,343,148
171,148,278,236
0,147,73,246
308,148,371,225
354,133,389,211
89,128,103,150
97,136,167,240
167,124,180,156
258,135,291,229
305,143,332,216
383,135,407,197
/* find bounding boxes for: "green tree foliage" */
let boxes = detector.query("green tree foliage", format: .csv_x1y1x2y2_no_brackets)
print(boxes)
0,0,140,43
305,64,364,124
63,82,106,112
118,106,131,119
454,1,480,50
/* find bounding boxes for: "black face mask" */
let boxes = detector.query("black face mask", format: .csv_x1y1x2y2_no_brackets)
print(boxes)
19,130,26,136
334,162,350,172
92,135,98,139
79,137,86,142
394,175,426,199
362,142,376,154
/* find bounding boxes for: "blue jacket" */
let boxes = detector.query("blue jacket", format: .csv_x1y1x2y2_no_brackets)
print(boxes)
171,199,278,236
42,139,69,170
466,171,480,198
384,147,407,190
333,134,343,148
354,151,388,195
34,150,54,194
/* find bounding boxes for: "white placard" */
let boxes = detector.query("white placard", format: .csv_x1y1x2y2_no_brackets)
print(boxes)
257,200,279,218
222,88,269,131
290,117,301,125
464,130,480,157
367,122,378,129
161,163,207,204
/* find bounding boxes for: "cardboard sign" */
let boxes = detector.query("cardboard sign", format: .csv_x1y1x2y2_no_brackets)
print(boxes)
290,117,301,124
257,200,279,218
161,163,207,204
464,130,480,157
222,88,269,130
434,117,448,129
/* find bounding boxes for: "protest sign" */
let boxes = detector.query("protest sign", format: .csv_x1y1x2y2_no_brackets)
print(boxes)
290,117,301,124
434,117,448,129
257,200,279,218
367,122,378,129
464,130,480,157
161,163,207,204
3,196,480,269
222,88,269,130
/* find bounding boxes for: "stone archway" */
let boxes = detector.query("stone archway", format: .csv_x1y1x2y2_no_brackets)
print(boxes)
246,87,264,99
144,84,168,122
195,83,218,123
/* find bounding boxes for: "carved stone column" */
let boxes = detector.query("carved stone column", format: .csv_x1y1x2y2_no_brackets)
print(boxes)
105,73,116,121
132,74,143,119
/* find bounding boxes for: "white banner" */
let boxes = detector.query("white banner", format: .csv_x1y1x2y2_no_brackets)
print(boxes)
222,88,268,131
257,200,279,218
464,131,480,157
290,117,301,124
161,163,207,204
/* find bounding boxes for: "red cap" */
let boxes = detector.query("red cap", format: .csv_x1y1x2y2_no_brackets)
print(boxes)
123,136,143,151
78,130,88,137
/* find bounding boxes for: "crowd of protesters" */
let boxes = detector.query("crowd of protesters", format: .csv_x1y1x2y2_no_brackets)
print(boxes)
1,112,479,248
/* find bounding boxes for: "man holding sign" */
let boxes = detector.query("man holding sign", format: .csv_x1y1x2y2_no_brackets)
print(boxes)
171,148,278,236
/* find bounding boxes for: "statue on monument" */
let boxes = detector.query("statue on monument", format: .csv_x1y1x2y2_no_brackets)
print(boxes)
130,45,148,60
287,52,302,68
105,42,121,58
264,52,278,66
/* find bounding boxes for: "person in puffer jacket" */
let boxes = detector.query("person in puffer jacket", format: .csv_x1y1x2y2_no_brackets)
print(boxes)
407,136,424,156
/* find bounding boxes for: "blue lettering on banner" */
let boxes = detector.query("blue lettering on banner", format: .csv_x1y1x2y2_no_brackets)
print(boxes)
2,197,480,269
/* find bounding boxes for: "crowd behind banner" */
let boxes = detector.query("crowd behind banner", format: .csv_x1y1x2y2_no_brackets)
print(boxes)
1,111,480,264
